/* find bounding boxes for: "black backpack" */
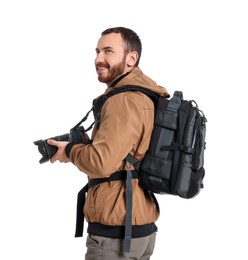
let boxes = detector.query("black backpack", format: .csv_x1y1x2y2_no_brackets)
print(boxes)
97,85,207,198
74,85,207,252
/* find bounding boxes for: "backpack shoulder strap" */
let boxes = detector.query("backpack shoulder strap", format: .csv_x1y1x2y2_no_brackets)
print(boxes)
99,85,159,108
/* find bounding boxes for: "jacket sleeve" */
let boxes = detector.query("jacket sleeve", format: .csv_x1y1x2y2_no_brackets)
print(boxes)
67,92,147,179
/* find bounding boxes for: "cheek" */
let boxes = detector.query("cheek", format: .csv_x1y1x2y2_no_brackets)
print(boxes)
108,57,120,66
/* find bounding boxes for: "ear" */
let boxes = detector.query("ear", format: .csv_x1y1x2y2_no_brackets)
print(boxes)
126,51,139,67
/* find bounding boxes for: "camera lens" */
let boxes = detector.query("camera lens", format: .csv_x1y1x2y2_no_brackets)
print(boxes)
34,133,70,164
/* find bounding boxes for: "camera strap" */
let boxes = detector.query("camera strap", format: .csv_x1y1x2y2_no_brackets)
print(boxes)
71,107,95,132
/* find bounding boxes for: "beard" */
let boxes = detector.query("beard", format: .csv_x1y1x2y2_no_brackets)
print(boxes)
97,56,126,85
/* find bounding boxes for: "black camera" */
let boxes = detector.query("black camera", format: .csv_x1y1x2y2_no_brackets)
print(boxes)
34,126,90,164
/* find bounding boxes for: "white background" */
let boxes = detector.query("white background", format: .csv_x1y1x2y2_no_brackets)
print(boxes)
1,0,247,259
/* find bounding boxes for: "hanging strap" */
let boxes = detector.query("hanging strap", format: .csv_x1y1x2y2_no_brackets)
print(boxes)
124,167,133,252
75,183,88,237
74,170,138,238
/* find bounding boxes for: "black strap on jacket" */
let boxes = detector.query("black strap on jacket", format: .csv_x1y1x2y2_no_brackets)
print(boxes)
124,167,133,252
75,170,139,252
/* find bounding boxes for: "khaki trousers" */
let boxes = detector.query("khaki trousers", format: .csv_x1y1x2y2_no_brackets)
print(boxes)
85,232,156,260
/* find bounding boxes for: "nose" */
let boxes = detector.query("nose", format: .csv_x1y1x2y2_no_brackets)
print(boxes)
95,52,104,64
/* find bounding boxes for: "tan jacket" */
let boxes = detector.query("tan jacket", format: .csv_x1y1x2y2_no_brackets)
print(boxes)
69,67,169,227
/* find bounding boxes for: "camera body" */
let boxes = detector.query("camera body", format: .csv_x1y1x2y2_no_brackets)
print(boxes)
34,126,90,164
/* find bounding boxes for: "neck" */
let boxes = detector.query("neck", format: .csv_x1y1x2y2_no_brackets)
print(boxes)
108,71,131,87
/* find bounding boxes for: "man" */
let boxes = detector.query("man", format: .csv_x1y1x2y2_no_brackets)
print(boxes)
48,27,169,259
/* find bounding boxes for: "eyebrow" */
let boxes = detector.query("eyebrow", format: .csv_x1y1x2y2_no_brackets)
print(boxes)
95,46,113,52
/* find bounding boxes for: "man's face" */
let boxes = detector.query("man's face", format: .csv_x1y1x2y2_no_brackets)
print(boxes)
95,33,130,86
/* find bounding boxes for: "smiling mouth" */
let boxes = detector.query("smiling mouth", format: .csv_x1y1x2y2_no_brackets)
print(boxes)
97,66,107,71
96,62,109,71
96,65,109,75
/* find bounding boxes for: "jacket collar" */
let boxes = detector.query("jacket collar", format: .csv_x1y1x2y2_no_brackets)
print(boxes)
109,72,131,88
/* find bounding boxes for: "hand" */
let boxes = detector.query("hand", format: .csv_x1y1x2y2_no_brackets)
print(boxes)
47,139,71,163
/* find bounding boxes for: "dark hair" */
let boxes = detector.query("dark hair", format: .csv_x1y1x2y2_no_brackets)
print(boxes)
101,27,142,66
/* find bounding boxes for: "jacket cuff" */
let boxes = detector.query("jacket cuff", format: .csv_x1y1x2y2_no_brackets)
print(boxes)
65,142,75,158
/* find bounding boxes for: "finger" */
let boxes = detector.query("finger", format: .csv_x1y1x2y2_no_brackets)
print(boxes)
50,156,56,163
47,139,57,146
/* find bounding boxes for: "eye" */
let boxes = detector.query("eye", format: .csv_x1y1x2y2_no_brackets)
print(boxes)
105,48,113,54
